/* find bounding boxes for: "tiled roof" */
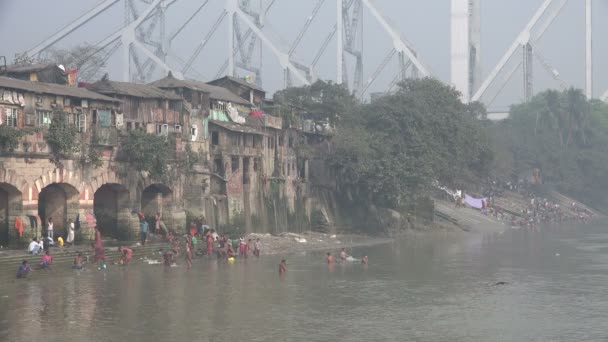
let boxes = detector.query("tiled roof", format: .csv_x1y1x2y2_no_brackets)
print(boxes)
149,74,250,105
4,63,61,73
208,75,265,92
0,76,119,102
87,79,182,100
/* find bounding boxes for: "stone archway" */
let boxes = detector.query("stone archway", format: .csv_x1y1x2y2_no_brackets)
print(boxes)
94,183,131,240
0,183,22,246
141,183,172,215
141,183,173,230
38,183,79,238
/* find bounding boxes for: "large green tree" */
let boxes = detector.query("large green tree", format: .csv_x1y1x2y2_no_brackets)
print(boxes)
309,78,493,209
492,88,608,209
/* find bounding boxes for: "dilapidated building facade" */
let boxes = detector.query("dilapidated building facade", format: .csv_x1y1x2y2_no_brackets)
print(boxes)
0,72,336,246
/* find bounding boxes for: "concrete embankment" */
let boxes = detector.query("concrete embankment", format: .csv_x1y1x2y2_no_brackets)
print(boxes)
434,200,505,233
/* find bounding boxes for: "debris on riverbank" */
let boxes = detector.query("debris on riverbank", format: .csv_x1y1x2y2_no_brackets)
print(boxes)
245,231,390,256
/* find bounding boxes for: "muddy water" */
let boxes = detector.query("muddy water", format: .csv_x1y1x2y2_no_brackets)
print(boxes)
1,222,608,341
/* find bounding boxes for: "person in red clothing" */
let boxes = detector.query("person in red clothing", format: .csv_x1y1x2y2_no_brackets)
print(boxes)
40,250,53,270
118,246,133,266
206,233,214,256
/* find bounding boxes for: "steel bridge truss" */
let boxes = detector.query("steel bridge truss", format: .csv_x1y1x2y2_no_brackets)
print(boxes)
471,0,596,105
22,0,432,98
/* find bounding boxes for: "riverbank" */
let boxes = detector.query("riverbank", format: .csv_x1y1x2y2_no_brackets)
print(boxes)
0,231,390,276
432,189,600,234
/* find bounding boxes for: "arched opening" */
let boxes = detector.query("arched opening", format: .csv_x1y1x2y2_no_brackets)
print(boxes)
0,183,22,245
94,183,130,240
38,183,79,238
141,184,172,226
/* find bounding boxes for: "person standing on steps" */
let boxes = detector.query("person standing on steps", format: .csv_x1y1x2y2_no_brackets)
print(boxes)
47,217,54,241
140,216,149,246
66,219,75,246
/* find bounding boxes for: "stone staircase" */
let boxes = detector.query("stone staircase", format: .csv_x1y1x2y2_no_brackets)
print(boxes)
0,241,170,277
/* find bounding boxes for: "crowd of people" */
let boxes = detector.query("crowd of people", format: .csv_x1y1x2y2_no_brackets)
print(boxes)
16,211,370,279
476,178,595,228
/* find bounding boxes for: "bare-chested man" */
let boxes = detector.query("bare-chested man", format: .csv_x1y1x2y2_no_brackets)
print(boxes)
339,248,348,263
326,252,334,264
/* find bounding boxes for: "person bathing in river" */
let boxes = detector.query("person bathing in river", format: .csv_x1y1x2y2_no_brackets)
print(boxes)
118,246,133,266
16,260,32,279
227,243,236,259
163,249,175,266
339,248,349,263
185,238,193,270
206,232,214,256
361,255,368,265
246,239,253,258
326,252,335,264
279,259,287,275
40,250,53,270
73,252,84,270
93,229,106,268
254,238,261,257
239,238,246,256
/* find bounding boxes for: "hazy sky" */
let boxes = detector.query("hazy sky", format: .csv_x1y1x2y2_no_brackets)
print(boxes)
0,0,606,109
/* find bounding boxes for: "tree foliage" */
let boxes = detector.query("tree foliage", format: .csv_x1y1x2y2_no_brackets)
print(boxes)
42,43,107,82
492,88,608,209
285,78,493,209
0,126,37,152
273,80,358,124
45,116,80,162
121,130,171,181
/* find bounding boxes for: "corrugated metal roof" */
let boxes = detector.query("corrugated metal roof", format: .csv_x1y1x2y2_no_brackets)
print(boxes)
149,74,251,105
4,63,62,73
87,79,182,100
208,120,267,135
0,76,119,102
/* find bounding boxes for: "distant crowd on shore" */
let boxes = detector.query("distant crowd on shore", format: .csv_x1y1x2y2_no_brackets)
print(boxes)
475,178,594,228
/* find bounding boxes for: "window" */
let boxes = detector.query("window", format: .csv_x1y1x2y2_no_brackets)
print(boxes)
211,131,219,145
97,109,112,127
175,124,182,133
231,156,239,172
36,110,52,128
191,125,198,142
214,158,224,176
127,122,132,131
288,136,294,148
77,113,87,133
4,107,17,127
279,136,284,147
253,158,259,172
64,97,71,107
81,99,88,108
156,124,169,136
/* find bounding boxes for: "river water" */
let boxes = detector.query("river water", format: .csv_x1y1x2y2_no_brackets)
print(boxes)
2,222,608,342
